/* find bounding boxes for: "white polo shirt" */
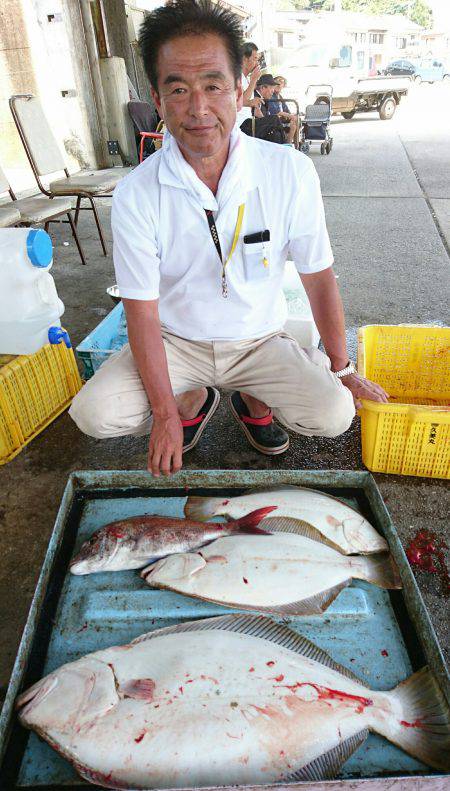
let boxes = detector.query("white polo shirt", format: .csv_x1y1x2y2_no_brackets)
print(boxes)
236,71,252,126
112,126,333,342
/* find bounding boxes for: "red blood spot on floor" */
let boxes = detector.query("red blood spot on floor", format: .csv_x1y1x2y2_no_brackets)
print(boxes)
222,500,230,505
179,686,184,694
186,679,193,683
271,674,284,682
249,667,255,672
134,732,145,743
243,578,248,584
406,529,449,593
200,674,219,685
400,718,424,728
266,661,275,667
381,649,389,657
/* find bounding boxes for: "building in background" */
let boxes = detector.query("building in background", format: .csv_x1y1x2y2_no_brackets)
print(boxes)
264,8,423,76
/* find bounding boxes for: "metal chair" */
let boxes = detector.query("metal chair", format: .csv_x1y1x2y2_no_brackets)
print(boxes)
9,94,132,256
0,163,86,264
0,203,20,228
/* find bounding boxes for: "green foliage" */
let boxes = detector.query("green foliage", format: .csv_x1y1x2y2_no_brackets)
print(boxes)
301,0,432,27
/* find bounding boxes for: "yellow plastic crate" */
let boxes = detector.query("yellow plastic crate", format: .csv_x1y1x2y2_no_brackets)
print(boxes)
357,325,450,479
0,340,82,465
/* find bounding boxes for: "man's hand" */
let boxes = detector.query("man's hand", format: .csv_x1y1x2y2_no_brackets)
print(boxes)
148,414,183,477
249,63,262,87
248,97,262,109
340,373,389,410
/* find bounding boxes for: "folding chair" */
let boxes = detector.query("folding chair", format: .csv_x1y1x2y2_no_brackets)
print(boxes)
128,100,164,163
0,163,86,264
9,94,132,256
0,203,20,228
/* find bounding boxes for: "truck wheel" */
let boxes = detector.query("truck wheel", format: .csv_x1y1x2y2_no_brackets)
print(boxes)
342,111,355,119
379,97,396,120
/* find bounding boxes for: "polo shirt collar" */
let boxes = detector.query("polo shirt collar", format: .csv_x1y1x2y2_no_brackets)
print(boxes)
158,124,262,211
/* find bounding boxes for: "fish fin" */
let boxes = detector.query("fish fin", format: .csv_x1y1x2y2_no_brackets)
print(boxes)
255,580,350,615
358,552,402,589
282,729,369,782
244,484,303,495
233,506,277,531
258,515,346,552
379,667,450,771
120,678,156,702
184,496,224,520
74,762,131,789
128,614,366,684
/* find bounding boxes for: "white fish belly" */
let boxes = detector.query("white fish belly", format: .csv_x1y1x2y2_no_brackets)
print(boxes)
209,488,386,555
23,631,390,788
147,535,360,609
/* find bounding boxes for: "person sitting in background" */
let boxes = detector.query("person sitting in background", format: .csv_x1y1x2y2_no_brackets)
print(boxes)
268,75,299,146
268,76,290,115
236,41,262,129
257,75,297,145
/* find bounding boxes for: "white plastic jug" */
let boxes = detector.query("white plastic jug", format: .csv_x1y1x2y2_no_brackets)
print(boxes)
0,228,64,354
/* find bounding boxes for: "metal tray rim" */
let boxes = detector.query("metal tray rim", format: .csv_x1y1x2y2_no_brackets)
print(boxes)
1,468,448,789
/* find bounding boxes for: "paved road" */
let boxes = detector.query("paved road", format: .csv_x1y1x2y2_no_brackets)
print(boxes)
0,83,449,704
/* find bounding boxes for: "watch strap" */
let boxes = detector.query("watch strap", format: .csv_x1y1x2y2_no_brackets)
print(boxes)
334,360,356,378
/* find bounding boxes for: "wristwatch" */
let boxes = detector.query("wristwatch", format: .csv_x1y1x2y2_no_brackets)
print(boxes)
333,360,356,378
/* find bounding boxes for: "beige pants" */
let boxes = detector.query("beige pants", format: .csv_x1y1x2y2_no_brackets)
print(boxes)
69,329,355,440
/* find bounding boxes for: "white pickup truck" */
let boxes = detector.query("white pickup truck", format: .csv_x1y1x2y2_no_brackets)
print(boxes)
277,40,411,120
310,76,410,120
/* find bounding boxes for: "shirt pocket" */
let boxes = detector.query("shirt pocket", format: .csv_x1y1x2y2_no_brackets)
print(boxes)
242,241,271,282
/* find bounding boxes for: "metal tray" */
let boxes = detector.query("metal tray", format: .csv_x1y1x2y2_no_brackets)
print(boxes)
0,469,448,790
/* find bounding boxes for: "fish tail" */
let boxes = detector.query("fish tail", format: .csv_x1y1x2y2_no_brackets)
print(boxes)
184,496,224,521
233,506,277,532
378,668,450,770
358,552,402,589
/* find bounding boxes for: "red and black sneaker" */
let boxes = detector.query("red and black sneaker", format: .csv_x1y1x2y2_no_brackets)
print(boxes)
181,387,220,453
229,391,289,456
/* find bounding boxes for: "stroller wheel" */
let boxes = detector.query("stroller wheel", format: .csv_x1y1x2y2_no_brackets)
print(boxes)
326,142,331,155
320,143,325,155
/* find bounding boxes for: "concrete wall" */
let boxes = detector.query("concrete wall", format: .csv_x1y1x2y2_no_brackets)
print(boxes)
0,0,116,194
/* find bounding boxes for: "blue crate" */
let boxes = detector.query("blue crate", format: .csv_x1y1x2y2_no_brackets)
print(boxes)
76,301,128,379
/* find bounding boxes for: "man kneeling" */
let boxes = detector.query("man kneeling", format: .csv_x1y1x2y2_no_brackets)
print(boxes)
69,0,387,476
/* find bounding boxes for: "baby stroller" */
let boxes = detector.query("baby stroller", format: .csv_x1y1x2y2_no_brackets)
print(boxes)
299,85,333,155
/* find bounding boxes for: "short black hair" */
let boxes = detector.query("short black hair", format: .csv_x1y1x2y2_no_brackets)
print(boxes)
242,42,258,59
139,0,244,91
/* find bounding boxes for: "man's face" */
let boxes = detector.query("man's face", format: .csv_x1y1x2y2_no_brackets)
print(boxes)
259,84,275,100
151,34,242,161
243,48,259,74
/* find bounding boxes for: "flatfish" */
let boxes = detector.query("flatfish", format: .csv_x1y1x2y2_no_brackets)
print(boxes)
17,615,450,789
141,531,402,615
185,485,388,555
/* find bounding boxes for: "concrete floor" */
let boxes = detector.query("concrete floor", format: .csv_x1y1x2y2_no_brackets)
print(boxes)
0,83,449,703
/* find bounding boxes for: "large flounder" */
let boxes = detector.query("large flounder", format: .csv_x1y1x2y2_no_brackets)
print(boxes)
141,530,402,615
17,615,450,790
185,485,388,555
